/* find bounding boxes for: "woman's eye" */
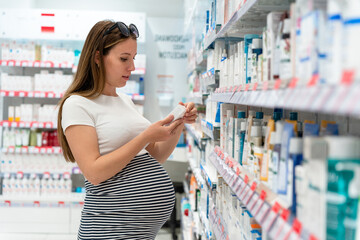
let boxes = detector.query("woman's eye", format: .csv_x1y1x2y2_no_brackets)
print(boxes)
133,57,136,60
120,58,128,62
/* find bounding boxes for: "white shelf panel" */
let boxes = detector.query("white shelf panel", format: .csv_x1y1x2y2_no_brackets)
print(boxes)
211,83,360,117
0,59,75,69
0,60,146,75
0,193,85,203
0,121,56,129
2,146,62,154
0,90,63,99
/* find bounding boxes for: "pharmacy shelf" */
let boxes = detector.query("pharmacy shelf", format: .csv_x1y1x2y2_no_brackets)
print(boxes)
212,83,360,117
209,205,230,240
186,93,204,105
209,146,311,240
201,68,219,87
0,121,56,129
203,0,290,50
183,180,190,199
2,146,62,154
201,119,220,141
0,60,146,75
0,90,145,101
1,171,77,179
1,90,64,99
187,156,214,239
200,163,217,190
0,193,85,204
0,59,75,69
188,156,205,187
185,124,208,150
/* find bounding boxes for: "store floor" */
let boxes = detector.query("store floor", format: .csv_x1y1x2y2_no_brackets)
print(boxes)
0,228,181,240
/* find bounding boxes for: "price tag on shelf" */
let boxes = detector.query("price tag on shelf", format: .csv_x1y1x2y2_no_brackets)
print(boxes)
342,85,360,115
19,122,25,128
287,219,302,240
19,92,26,97
235,179,246,198
34,147,40,154
262,202,282,232
45,122,53,128
277,221,292,240
274,79,282,89
256,202,272,226
33,61,40,67
8,61,14,67
239,184,250,202
21,146,28,154
301,87,321,110
5,147,11,153
47,147,53,154
9,91,15,97
2,121,9,127
243,182,257,204
341,70,355,85
269,209,290,239
247,192,260,212
11,122,18,127
40,148,46,154
324,85,349,113
252,83,258,91
1,60,7,66
15,147,21,154
22,61,29,67
309,86,334,112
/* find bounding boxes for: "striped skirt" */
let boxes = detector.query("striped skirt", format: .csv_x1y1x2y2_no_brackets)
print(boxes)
78,153,175,240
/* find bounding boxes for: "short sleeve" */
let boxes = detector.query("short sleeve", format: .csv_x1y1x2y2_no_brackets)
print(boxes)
61,95,95,133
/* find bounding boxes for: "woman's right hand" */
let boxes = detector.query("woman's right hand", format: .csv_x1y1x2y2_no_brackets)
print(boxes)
142,115,183,143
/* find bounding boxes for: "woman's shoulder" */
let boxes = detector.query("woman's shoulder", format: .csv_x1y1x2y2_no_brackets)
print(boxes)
64,94,92,103
63,94,96,109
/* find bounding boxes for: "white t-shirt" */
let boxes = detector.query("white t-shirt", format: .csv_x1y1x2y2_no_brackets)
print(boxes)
61,93,151,156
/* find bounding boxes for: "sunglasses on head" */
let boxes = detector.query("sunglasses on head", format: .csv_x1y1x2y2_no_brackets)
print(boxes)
103,22,139,38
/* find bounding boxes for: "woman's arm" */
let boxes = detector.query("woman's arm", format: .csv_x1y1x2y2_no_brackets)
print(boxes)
146,123,184,163
65,115,183,185
146,102,197,163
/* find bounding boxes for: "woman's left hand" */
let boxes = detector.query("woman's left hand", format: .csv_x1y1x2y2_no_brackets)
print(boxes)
179,102,197,124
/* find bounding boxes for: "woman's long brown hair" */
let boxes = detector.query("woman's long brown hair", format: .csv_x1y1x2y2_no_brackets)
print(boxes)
57,20,137,163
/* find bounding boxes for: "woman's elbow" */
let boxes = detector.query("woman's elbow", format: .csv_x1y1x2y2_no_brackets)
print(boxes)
84,173,102,186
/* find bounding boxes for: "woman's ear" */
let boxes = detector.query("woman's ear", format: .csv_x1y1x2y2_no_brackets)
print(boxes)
94,51,100,65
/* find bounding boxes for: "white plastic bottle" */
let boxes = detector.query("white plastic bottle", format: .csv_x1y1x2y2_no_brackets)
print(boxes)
40,175,49,196
2,176,9,196
34,175,41,196
64,177,72,195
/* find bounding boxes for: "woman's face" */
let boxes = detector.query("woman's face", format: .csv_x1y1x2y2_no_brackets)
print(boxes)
102,38,137,95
